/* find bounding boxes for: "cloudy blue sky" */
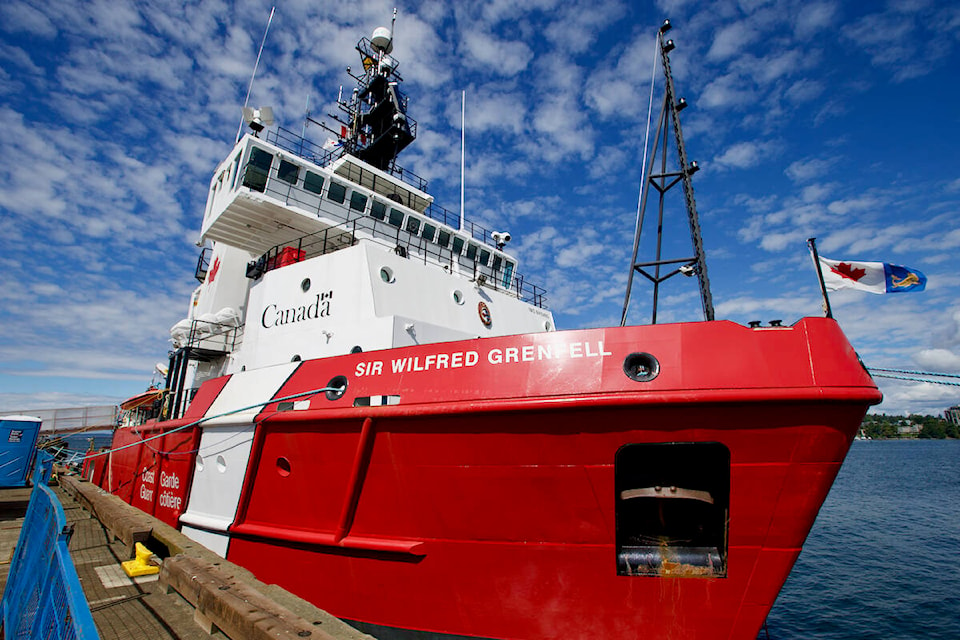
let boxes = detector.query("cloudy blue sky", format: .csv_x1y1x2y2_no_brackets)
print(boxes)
1,0,958,416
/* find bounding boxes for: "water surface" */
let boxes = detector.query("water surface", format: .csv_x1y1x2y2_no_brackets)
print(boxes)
765,440,960,639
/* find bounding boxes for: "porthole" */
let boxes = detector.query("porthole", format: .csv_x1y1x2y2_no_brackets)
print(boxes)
216,455,227,473
452,290,464,305
544,321,552,331
291,354,301,362
196,455,204,471
380,266,395,283
623,352,660,382
276,457,291,477
301,278,311,292
325,375,348,401
350,345,363,353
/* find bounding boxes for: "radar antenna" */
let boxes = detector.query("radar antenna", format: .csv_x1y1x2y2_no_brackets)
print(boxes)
620,20,714,326
316,9,417,172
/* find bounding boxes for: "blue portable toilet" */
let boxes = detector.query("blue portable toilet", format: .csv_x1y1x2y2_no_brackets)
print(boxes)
0,416,42,487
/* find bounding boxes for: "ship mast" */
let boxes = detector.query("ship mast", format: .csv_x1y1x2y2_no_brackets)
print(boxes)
323,11,417,172
620,20,714,326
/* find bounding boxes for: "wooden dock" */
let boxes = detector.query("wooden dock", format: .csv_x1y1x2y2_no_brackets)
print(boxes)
0,475,375,640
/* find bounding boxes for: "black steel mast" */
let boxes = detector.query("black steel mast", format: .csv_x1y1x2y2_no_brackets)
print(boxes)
318,13,418,173
621,20,713,326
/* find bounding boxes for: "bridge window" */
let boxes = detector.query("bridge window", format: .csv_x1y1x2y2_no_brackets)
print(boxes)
388,208,404,228
479,249,490,266
350,191,368,212
405,217,420,234
421,222,436,242
436,229,451,248
502,261,514,287
370,200,386,220
242,147,273,192
452,237,465,255
231,153,242,190
492,255,502,270
327,181,347,204
615,442,729,578
466,244,478,260
304,171,324,195
278,159,299,185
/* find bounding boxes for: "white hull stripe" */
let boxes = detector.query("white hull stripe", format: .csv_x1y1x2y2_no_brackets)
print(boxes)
179,361,302,555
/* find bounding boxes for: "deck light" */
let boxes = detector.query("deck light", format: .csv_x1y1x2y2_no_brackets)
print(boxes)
662,39,675,53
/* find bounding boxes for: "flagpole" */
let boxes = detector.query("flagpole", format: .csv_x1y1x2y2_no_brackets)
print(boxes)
807,237,833,319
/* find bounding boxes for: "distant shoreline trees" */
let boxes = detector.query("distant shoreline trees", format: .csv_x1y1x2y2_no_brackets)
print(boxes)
861,413,960,439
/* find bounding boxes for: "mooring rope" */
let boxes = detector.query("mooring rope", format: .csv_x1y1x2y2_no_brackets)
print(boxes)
79,385,338,461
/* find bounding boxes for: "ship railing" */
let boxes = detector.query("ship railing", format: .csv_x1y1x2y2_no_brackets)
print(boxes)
247,135,518,252
265,126,428,192
248,214,547,308
240,157,547,307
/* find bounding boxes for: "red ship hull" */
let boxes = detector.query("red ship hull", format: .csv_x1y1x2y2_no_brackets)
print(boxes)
101,319,880,639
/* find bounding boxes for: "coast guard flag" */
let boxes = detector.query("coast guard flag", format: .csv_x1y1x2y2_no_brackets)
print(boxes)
819,257,926,294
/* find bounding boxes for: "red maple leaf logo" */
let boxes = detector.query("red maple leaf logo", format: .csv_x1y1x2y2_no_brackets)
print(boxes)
208,256,221,284
830,262,865,281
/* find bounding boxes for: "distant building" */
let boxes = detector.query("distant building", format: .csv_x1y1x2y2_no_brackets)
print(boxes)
945,406,960,427
897,424,920,436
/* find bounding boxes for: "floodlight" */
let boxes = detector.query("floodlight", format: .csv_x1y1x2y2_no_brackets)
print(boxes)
242,106,275,133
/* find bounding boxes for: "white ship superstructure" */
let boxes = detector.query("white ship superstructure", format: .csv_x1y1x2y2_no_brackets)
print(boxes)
163,26,553,420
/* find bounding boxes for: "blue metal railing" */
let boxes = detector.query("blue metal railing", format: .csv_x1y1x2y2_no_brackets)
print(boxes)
1,451,99,639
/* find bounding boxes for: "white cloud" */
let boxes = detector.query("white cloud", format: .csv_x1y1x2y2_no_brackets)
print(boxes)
0,1,58,37
785,157,838,183
555,238,606,268
707,21,761,61
715,293,818,319
801,183,833,202
914,348,960,372
840,3,959,82
871,378,959,416
712,140,776,170
785,78,824,103
794,2,838,39
699,74,756,109
461,31,534,77
0,392,127,413
826,196,882,216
